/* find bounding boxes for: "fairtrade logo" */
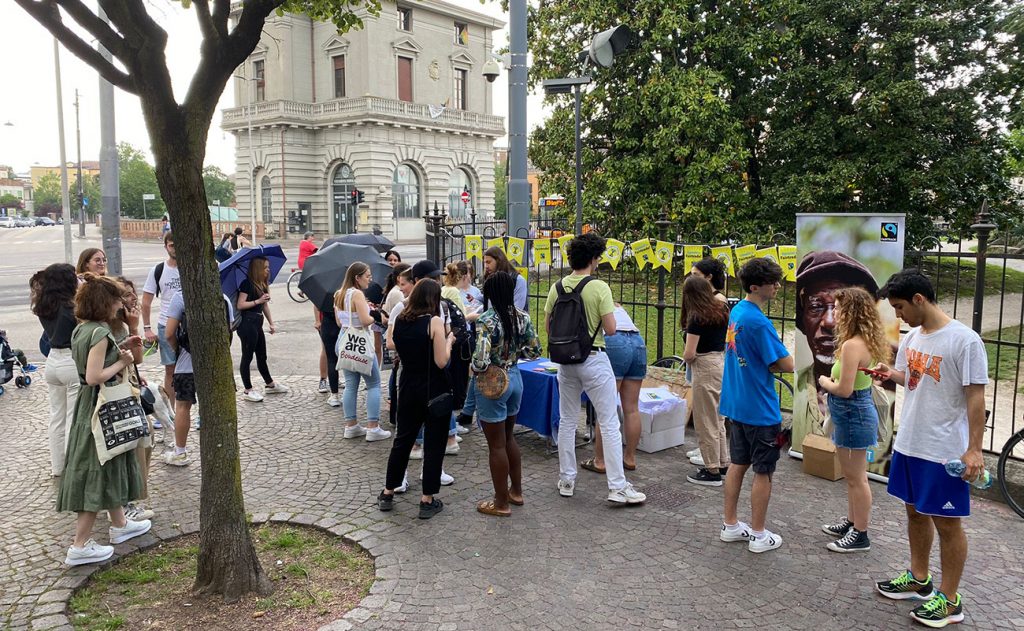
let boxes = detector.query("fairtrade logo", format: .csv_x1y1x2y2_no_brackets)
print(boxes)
881,222,899,242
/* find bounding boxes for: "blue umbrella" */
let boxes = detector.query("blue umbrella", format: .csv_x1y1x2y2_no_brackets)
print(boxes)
218,244,288,303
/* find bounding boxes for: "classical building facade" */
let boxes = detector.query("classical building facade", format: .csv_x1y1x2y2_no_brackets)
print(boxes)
221,1,505,240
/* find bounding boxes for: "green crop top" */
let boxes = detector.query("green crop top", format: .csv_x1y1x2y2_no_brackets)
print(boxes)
831,358,873,391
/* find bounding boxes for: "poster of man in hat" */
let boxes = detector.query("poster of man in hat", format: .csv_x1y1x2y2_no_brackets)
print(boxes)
793,214,905,477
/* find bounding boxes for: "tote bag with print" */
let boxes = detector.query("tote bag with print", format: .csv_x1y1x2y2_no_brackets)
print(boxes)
336,291,374,375
91,365,148,465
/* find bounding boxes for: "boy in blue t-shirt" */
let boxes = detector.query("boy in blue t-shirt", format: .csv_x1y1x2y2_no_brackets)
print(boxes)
718,257,793,554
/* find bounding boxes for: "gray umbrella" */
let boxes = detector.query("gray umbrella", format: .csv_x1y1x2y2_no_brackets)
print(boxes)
323,233,396,253
298,242,393,312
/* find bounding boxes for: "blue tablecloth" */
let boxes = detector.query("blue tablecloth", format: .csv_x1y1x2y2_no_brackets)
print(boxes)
516,358,561,439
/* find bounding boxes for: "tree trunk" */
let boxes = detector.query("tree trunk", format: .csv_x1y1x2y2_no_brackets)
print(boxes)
148,112,272,603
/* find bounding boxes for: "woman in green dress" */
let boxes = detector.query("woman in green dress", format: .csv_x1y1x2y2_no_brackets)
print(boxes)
57,273,150,566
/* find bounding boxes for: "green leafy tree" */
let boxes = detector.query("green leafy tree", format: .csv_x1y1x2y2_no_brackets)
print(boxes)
0,193,23,211
493,158,507,219
203,165,235,207
15,0,382,602
33,172,63,217
78,173,101,219
118,142,164,219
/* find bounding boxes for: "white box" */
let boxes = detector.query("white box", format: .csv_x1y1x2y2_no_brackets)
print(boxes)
636,388,687,453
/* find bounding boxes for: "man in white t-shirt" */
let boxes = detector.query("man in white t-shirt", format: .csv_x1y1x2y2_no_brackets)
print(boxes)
141,232,181,401
873,269,988,628
162,292,194,466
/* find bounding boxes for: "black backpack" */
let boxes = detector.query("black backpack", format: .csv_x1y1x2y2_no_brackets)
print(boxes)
547,276,600,364
441,297,472,347
176,295,239,354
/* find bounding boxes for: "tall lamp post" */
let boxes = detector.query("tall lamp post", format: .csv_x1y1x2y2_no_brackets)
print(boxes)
52,39,73,262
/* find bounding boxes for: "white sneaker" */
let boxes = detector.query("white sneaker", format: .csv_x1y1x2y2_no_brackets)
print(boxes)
317,378,330,394
689,454,705,466
243,390,264,402
558,479,575,497
343,424,367,439
748,530,783,553
163,450,190,467
720,521,753,543
686,447,701,459
327,393,341,407
365,426,392,442
607,484,646,504
264,383,290,395
420,469,455,486
65,539,114,566
445,442,460,455
455,435,464,443
123,502,154,521
109,518,152,544
456,425,470,435
395,475,409,494
409,445,424,460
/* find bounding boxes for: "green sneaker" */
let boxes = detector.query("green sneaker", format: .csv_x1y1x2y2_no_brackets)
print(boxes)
876,570,936,600
910,592,964,628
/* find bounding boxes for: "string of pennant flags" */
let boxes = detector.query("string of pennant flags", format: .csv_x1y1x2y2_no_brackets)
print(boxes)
464,235,798,282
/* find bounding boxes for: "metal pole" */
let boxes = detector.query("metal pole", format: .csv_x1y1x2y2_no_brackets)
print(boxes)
247,73,257,246
506,0,530,238
574,84,583,235
655,213,671,359
142,197,147,221
970,201,996,334
98,6,122,275
54,39,73,263
75,90,85,238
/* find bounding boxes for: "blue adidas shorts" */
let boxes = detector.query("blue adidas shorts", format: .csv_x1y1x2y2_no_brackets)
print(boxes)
887,451,970,518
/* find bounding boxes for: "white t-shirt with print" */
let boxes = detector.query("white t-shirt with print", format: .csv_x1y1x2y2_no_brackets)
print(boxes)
142,262,181,327
893,319,988,464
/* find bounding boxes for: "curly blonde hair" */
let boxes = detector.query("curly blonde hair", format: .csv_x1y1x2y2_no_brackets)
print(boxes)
833,286,891,365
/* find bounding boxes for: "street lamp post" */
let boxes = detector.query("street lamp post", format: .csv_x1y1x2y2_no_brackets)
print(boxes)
74,89,85,238
52,39,73,263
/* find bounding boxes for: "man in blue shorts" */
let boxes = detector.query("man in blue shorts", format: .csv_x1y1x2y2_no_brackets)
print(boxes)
873,269,988,628
719,257,793,553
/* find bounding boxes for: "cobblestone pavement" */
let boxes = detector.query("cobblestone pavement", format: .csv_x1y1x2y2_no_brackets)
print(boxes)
2,368,1023,631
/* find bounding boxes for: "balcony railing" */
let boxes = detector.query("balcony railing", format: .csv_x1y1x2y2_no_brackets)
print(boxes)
221,96,505,136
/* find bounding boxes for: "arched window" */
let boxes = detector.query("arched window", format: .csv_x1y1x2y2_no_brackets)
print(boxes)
392,164,420,219
331,163,357,234
260,176,272,223
447,167,475,219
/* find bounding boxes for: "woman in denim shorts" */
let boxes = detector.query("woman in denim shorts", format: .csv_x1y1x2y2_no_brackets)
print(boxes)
817,287,892,553
582,305,647,474
470,272,541,516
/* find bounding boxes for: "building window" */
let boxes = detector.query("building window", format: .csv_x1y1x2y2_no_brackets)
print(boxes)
454,22,469,46
333,55,346,99
454,69,467,110
397,56,413,102
392,164,420,219
260,176,272,223
397,7,412,31
447,168,475,219
253,59,265,102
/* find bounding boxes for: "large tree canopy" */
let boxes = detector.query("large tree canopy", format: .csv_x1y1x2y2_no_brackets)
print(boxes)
528,0,1024,242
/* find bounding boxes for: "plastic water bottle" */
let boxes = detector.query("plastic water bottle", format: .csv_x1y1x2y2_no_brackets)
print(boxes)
943,459,993,490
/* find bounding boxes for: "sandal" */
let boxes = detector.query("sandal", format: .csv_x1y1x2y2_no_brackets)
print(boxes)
508,495,525,506
476,500,511,517
580,458,606,474
624,462,637,471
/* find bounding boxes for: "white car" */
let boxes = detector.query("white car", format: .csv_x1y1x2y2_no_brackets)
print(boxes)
0,217,16,228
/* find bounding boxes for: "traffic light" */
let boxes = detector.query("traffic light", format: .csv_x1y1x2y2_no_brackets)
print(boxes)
351,188,365,205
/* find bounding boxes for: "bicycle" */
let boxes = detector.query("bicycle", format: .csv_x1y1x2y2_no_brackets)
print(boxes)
997,425,1024,519
286,267,309,303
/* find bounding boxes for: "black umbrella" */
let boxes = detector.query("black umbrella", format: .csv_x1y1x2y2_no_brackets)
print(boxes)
298,242,393,312
323,232,396,253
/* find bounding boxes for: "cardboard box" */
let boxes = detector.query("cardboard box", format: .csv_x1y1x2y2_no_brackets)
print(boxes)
637,388,687,453
801,433,844,481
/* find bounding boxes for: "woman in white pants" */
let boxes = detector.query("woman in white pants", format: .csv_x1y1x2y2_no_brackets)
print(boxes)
31,263,81,476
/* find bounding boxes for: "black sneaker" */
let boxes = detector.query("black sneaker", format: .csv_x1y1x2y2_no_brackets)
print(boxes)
377,491,394,512
821,517,854,538
686,468,723,487
876,570,935,601
826,528,870,553
418,498,444,520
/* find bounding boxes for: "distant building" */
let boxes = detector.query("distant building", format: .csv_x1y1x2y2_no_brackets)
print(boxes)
0,174,33,214
30,161,101,188
221,0,506,240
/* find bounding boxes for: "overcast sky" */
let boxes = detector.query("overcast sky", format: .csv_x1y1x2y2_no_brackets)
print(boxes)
0,1,548,175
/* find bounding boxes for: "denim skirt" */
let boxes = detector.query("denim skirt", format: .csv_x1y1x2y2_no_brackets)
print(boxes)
827,388,879,450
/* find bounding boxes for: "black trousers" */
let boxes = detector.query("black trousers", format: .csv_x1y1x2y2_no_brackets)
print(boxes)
447,342,471,411
319,314,341,394
385,390,449,495
238,312,272,390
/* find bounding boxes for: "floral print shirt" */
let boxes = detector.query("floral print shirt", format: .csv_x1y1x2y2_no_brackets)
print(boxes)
472,309,542,371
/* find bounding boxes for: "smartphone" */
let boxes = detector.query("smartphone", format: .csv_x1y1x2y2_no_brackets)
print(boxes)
859,367,886,379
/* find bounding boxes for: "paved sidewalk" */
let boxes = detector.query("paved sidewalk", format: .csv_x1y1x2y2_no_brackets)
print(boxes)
2,369,1023,631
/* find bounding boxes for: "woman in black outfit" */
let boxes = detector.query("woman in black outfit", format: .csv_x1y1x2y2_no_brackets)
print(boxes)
378,279,454,520
236,257,289,402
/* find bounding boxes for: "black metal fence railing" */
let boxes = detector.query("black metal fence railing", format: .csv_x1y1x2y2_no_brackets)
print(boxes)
425,213,1024,454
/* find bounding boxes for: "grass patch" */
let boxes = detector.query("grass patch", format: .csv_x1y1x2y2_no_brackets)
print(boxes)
69,524,374,631
911,257,1024,299
982,324,1024,393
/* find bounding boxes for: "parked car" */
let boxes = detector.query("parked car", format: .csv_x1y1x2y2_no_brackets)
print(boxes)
13,217,34,228
0,217,15,228
34,217,55,226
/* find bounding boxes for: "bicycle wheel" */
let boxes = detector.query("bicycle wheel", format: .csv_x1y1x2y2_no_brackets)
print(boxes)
287,271,309,303
998,429,1024,520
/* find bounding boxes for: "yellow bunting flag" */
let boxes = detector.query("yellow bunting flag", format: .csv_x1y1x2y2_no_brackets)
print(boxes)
600,239,625,270
465,235,483,261
711,245,736,277
683,245,704,272
755,246,779,267
534,238,552,265
515,266,528,281
631,239,653,269
734,244,757,269
653,241,674,271
778,245,798,282
506,237,526,265
486,237,506,253
557,234,575,264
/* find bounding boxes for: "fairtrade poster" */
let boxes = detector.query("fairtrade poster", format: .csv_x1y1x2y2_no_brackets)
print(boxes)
631,239,653,269
792,214,905,480
778,245,797,281
486,237,506,253
755,246,779,266
515,266,528,281
507,237,526,265
734,244,756,269
557,234,575,264
601,239,625,270
683,245,704,272
465,235,483,261
711,245,736,276
534,238,552,265
653,241,674,271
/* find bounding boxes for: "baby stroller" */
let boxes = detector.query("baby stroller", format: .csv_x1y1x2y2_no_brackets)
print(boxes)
0,331,33,397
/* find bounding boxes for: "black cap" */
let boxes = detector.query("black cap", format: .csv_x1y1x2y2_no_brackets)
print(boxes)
411,259,442,281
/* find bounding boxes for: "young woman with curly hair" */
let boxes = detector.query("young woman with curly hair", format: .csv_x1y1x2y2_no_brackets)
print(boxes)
816,286,892,553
